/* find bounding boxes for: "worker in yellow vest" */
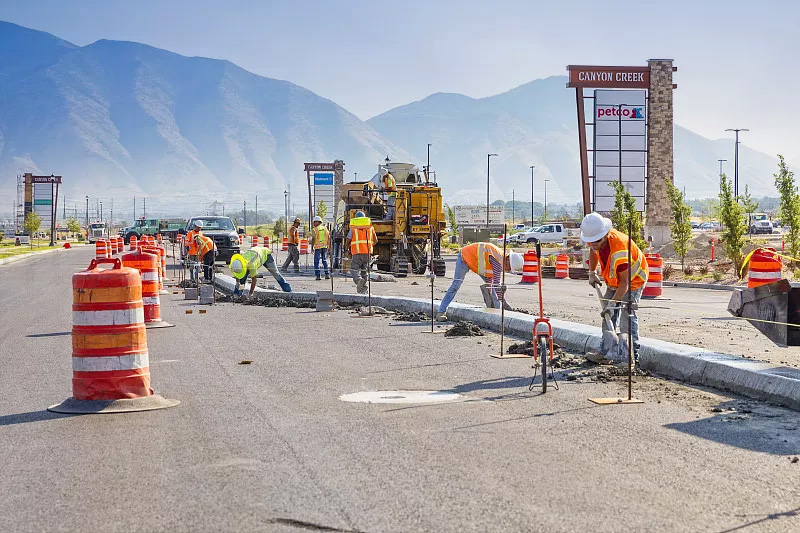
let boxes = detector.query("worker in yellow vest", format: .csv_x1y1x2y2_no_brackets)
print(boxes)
194,233,216,282
230,246,291,296
581,212,649,361
438,242,523,320
382,172,396,219
311,216,330,280
344,211,377,293
281,217,301,273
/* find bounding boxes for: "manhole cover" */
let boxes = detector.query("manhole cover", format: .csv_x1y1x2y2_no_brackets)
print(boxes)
339,390,462,404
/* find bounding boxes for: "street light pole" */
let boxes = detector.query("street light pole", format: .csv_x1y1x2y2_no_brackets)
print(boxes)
243,200,247,230
486,153,498,228
284,190,288,236
49,174,55,246
512,189,515,225
717,159,727,197
85,196,89,229
544,179,551,220
725,128,749,198
530,165,535,224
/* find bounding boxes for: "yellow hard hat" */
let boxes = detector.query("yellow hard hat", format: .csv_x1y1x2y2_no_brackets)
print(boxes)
229,253,248,279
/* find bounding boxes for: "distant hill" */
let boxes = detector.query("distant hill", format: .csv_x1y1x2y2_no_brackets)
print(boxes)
367,76,780,204
0,21,411,205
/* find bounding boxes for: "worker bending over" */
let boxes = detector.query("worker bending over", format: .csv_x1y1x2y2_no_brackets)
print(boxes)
281,217,301,273
345,211,377,293
184,219,203,281
230,246,292,296
580,212,649,360
311,216,330,280
194,232,216,282
438,242,523,320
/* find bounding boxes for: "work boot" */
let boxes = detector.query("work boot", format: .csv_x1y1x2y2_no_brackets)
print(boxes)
356,279,367,294
324,274,330,279
436,311,448,322
315,276,321,281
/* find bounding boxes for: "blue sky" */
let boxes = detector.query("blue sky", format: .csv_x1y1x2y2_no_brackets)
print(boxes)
0,0,796,158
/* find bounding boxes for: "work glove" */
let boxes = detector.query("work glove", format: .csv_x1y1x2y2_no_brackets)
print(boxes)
601,301,616,321
588,270,602,288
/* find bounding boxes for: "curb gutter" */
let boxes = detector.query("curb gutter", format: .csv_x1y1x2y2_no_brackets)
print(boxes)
214,274,800,410
0,246,67,267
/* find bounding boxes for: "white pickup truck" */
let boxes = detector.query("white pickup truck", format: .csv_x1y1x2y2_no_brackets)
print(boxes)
519,223,567,243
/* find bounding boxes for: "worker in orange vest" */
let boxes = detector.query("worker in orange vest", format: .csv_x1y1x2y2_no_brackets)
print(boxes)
281,217,301,273
184,220,204,281
581,212,649,362
194,232,216,282
344,211,377,293
437,242,523,319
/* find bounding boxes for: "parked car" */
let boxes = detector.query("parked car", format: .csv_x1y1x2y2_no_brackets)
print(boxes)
750,219,774,234
179,216,241,262
520,223,566,243
690,221,700,229
512,223,527,231
508,226,538,243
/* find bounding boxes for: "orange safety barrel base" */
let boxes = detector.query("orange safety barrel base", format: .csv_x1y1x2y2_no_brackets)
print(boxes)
748,248,782,289
48,257,179,414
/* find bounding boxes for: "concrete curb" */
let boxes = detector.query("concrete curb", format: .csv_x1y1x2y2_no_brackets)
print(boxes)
213,274,800,410
663,281,739,291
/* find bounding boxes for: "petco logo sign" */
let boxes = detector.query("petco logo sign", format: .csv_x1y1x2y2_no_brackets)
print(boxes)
596,106,645,120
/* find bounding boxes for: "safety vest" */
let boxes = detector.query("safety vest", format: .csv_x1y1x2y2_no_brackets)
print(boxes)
460,242,502,280
289,225,299,245
383,173,396,196
312,225,329,249
349,216,377,255
186,230,200,254
594,228,649,290
244,246,271,273
196,234,214,259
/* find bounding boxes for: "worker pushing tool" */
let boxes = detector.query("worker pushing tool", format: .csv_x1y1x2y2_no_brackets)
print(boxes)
311,216,330,280
230,246,292,296
344,210,377,293
580,212,649,362
184,219,204,281
437,242,523,320
281,217,301,273
194,231,216,282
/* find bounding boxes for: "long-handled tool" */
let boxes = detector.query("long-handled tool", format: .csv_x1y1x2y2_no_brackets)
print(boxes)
593,283,620,362
529,239,558,393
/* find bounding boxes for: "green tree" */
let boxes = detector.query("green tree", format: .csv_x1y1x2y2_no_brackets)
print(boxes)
23,212,42,249
608,181,645,248
273,218,286,239
444,204,457,235
739,184,759,235
666,180,693,269
66,217,81,238
315,200,329,220
718,173,748,276
539,207,550,224
775,155,800,261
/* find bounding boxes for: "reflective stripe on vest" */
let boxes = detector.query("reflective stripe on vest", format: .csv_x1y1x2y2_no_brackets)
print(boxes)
313,226,329,249
600,229,648,288
476,243,500,278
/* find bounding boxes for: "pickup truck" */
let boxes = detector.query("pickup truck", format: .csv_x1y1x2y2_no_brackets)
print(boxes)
120,218,186,244
519,223,567,243
179,216,241,263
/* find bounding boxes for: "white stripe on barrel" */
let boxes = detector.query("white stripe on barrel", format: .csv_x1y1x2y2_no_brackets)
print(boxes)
72,352,149,372
72,307,144,326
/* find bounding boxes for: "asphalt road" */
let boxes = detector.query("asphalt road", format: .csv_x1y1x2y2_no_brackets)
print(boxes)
263,249,800,368
2,247,800,532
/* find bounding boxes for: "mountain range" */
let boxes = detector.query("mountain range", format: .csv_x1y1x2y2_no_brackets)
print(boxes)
0,21,782,215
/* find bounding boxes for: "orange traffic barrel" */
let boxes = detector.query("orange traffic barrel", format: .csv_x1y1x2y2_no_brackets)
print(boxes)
95,240,109,259
47,257,179,414
238,234,243,245
300,238,309,254
251,235,258,247
141,245,168,295
282,237,288,251
747,248,782,288
114,237,122,254
520,251,539,284
129,235,138,251
643,254,663,298
123,249,174,329
263,235,270,247
555,254,569,279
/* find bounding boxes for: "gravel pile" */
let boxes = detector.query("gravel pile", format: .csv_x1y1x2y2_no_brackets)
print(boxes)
444,321,485,337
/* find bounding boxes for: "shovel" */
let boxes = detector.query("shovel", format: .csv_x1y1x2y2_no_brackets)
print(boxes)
585,283,623,363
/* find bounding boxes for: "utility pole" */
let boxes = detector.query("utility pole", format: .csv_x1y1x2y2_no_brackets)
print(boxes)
63,195,66,219
243,200,247,230
110,199,113,234
85,195,89,228
544,179,550,220
530,165,535,224
486,153,498,228
512,189,515,225
725,128,749,198
100,202,103,226
49,174,55,246
284,190,289,236
717,159,727,197
133,196,136,220
255,195,258,226
143,197,146,218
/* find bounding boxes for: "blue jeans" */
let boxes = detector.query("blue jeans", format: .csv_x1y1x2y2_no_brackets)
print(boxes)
439,253,505,312
314,249,329,278
264,255,291,292
603,286,642,358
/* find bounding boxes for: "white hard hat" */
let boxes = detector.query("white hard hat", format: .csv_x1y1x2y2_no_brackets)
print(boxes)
194,220,204,228
580,212,612,243
509,252,524,273
313,216,322,223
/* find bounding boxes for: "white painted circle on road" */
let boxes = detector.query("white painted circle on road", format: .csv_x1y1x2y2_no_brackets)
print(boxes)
339,390,462,404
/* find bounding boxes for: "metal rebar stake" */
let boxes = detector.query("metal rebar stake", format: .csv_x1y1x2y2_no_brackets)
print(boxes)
500,223,508,357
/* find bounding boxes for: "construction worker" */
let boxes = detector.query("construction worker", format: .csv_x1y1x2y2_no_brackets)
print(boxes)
311,216,330,280
281,217,301,273
194,232,216,282
184,220,203,281
580,212,649,361
438,242,524,319
382,172,396,219
344,210,377,293
230,246,292,296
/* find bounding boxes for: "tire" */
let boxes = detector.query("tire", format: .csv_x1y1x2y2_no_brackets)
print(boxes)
124,232,137,245
527,238,536,244
539,336,549,393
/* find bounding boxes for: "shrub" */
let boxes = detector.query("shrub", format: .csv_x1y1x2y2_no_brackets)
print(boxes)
698,263,709,275
683,263,694,276
662,263,675,280
712,271,724,282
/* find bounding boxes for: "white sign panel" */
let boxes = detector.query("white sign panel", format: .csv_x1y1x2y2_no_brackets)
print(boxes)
454,205,505,226
312,172,335,223
593,89,647,213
